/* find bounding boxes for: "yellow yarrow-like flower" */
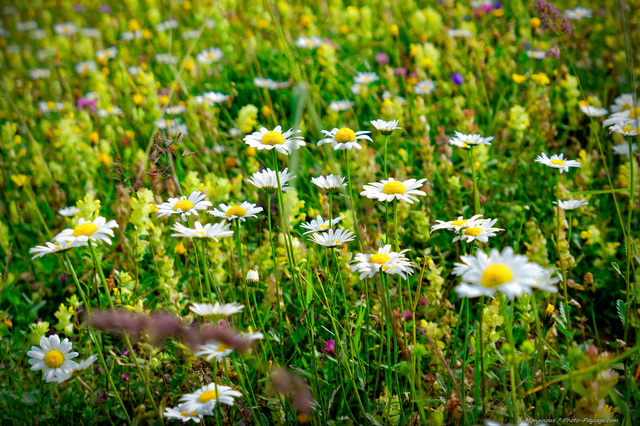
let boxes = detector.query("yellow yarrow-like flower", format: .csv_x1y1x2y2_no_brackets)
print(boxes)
531,73,550,85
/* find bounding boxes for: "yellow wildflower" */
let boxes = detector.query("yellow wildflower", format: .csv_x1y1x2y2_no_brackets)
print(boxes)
512,74,527,84
11,175,28,187
531,73,550,85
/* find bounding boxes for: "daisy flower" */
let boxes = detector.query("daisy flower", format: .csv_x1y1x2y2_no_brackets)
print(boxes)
556,199,589,210
300,215,344,234
189,302,244,320
96,47,117,62
370,119,401,135
76,60,98,74
195,92,230,106
208,202,263,222
354,72,379,85
603,106,640,129
535,153,581,174
156,191,212,221
58,206,80,217
97,106,123,117
452,218,503,243
449,131,493,149
579,102,608,117
609,123,640,136
195,332,264,362
610,94,637,113
246,168,296,192
351,245,415,280
243,125,305,155
246,269,259,285
294,35,323,49
565,7,592,20
155,53,178,65
360,177,428,204
156,19,179,31
447,28,473,38
254,77,290,90
414,79,435,95
530,266,561,293
54,217,119,246
29,239,88,259
308,227,355,247
318,127,373,151
29,68,50,79
196,47,223,64
164,406,203,423
328,100,354,112
613,142,638,155
27,335,79,383
526,50,546,60
179,383,242,416
452,247,543,299
166,105,186,115
430,214,485,233
171,221,234,241
53,22,78,36
311,174,347,192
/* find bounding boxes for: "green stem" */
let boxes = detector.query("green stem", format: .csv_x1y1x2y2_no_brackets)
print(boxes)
499,294,519,422
344,149,364,252
384,134,389,179
88,245,164,425
469,147,480,215
556,171,569,321
63,254,132,426
266,194,285,363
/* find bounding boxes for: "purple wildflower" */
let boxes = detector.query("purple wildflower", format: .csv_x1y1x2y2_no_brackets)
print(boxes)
451,72,464,85
323,339,335,356
534,0,572,34
376,52,390,65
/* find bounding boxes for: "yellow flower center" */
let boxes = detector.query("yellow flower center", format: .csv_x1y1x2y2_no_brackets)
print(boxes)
226,206,247,217
72,222,98,237
628,106,640,119
173,199,194,211
550,159,566,166
622,103,631,112
44,350,65,368
261,131,285,146
382,181,407,195
217,342,231,352
181,409,198,417
450,219,467,227
480,264,513,288
464,227,483,237
369,253,391,264
334,128,356,143
198,390,219,403
196,231,205,236
319,224,329,229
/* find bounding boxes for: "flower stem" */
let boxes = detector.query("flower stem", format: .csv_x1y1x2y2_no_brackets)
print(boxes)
266,194,285,363
63,254,132,426
499,293,519,422
469,147,480,215
344,149,364,252
384,134,389,179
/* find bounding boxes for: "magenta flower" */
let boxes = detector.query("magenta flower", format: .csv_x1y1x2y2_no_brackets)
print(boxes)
376,52,390,65
323,339,335,356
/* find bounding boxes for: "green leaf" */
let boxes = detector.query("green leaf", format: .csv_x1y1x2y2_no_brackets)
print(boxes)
617,299,627,328
612,262,625,278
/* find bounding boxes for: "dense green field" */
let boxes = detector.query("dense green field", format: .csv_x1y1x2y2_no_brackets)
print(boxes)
0,0,639,424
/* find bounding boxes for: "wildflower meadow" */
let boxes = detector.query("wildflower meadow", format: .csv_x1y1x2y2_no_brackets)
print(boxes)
1,0,639,424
